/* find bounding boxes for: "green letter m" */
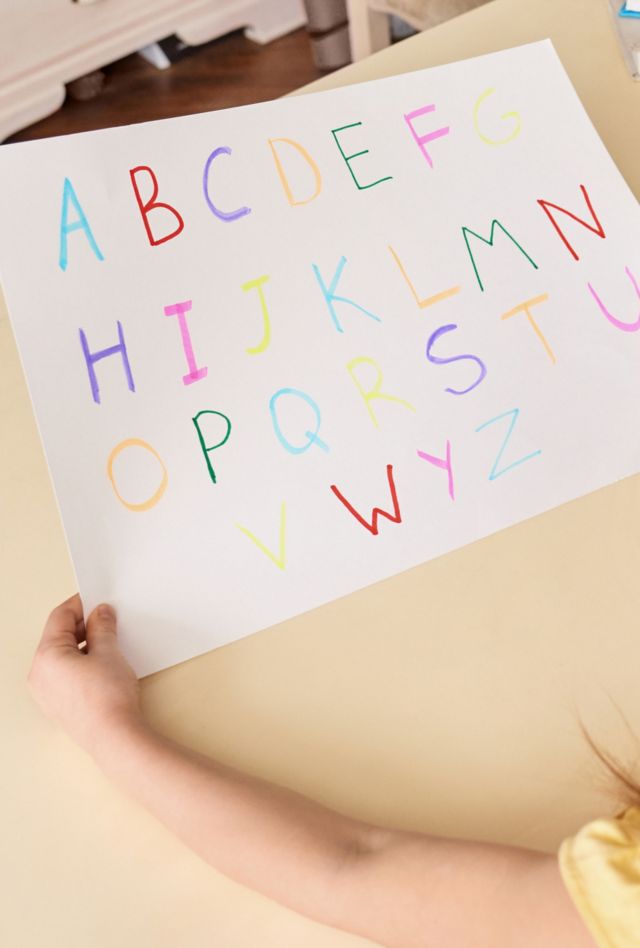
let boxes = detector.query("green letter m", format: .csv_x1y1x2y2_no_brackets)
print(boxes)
462,219,538,292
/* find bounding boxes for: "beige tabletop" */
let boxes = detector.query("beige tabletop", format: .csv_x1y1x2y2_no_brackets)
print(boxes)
1,1,639,946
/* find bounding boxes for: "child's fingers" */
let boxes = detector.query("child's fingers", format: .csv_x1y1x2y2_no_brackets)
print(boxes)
84,604,118,655
39,595,84,652
75,613,86,641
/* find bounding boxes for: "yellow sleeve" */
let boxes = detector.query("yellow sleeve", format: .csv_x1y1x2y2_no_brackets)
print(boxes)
558,806,640,948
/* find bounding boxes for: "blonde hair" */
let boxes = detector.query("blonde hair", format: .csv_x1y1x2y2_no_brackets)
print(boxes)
581,721,640,810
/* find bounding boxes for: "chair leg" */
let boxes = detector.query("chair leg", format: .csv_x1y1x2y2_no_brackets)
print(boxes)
346,0,391,60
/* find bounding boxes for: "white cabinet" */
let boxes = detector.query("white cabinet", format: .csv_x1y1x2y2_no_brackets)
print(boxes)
0,0,306,140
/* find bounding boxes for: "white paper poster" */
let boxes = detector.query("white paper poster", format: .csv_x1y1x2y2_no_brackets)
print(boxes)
1,41,639,676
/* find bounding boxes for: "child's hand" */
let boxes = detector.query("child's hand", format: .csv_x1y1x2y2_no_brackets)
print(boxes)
28,595,143,756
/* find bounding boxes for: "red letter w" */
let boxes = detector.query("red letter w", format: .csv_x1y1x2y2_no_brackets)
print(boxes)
330,464,402,535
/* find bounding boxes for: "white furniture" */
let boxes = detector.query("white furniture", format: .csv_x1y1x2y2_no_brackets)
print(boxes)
0,0,306,141
346,0,489,60
346,0,391,60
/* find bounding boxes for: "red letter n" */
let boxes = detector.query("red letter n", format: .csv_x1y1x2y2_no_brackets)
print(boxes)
129,165,185,246
330,464,402,535
537,184,605,261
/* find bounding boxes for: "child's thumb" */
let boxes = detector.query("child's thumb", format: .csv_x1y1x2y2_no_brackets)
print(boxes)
85,603,118,653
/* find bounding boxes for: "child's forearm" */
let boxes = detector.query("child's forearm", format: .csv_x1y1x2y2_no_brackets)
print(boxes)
93,719,386,934
31,601,593,948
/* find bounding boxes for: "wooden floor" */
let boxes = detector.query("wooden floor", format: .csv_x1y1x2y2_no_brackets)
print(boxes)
7,28,325,144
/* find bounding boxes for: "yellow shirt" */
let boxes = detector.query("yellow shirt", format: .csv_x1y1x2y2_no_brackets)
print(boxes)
559,807,640,947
